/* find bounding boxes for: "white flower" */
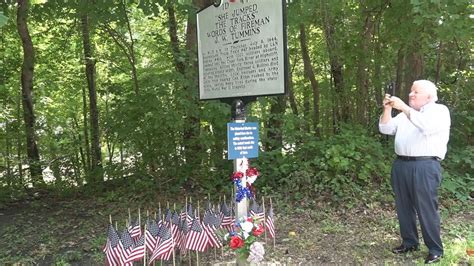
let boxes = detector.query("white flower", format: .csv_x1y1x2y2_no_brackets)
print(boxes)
240,221,254,233
247,241,265,263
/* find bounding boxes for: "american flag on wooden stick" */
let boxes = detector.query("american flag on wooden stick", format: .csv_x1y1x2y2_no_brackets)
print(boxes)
120,229,135,266
186,204,194,229
104,224,125,266
149,224,174,263
124,233,145,263
185,217,209,252
249,200,265,221
220,201,233,232
128,219,141,240
145,218,159,253
178,217,189,252
202,211,223,248
164,208,172,226
265,207,275,239
171,211,180,240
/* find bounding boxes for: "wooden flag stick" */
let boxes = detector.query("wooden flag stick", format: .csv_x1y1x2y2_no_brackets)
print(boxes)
138,208,141,228
186,209,191,266
171,215,176,266
196,201,200,266
161,213,165,266
270,197,275,249
128,208,131,224
109,214,112,225
262,196,267,244
143,223,147,266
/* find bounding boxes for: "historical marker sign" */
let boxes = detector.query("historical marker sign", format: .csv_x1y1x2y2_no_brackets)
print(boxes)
197,0,288,100
227,122,259,160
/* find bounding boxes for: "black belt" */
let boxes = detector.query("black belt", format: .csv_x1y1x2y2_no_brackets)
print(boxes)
397,155,440,161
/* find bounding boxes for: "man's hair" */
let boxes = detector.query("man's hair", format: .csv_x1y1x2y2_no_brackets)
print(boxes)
413,80,438,102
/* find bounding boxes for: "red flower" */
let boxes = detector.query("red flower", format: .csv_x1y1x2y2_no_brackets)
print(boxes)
246,167,259,177
229,236,244,249
231,171,244,181
253,224,264,236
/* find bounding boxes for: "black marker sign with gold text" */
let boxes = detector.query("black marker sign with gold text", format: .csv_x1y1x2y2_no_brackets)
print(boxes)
197,0,288,100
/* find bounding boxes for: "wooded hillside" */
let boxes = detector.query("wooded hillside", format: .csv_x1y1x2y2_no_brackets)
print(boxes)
0,0,472,205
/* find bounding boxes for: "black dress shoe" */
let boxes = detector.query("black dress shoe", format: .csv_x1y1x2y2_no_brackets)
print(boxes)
424,254,442,264
392,244,419,254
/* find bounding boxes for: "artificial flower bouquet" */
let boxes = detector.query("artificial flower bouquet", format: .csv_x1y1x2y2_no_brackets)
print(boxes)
231,166,259,202
224,216,265,263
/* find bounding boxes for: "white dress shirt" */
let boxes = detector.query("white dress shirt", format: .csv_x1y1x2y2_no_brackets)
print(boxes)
379,102,451,159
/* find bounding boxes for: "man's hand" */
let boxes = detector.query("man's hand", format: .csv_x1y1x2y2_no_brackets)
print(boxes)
387,96,409,111
385,96,412,118
383,94,393,110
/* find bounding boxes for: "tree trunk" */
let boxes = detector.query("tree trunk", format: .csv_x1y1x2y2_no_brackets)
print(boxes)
101,2,139,95
321,1,346,131
16,93,23,184
287,68,298,116
81,83,91,175
404,42,423,101
303,88,310,133
16,0,42,185
5,120,13,186
299,24,320,137
355,13,374,126
395,46,405,99
266,96,286,152
80,13,103,183
120,1,139,95
167,3,186,74
174,0,212,185
72,116,87,178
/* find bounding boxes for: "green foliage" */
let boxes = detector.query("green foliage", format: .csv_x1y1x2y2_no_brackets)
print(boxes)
255,125,392,202
442,146,474,201
0,11,7,28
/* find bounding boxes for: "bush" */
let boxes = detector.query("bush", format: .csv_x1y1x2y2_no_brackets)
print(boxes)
441,145,474,201
255,124,393,202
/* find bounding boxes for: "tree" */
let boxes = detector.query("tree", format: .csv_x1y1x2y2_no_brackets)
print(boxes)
80,4,103,183
16,0,42,185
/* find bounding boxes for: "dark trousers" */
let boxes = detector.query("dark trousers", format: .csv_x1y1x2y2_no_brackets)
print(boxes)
391,158,443,256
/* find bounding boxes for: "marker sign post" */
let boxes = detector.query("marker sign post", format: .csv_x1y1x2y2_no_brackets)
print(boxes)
197,0,288,100
197,2,286,262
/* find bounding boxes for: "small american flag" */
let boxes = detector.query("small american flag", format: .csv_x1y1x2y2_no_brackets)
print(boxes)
145,218,159,253
249,200,265,221
149,225,174,263
125,234,145,263
171,211,180,240
265,207,275,239
178,218,189,252
202,212,223,248
185,217,209,252
220,201,233,232
186,204,194,229
164,208,172,226
128,219,141,240
120,229,134,265
104,224,125,266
